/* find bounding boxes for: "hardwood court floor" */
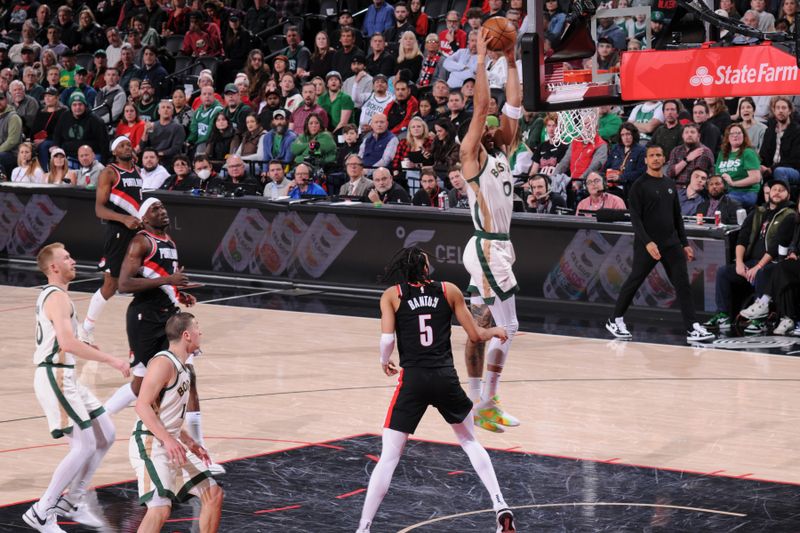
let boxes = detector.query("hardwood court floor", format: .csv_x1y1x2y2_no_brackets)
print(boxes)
1,283,799,516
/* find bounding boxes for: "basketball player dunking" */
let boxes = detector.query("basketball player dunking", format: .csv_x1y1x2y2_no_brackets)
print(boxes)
103,198,225,474
24,243,130,533
130,313,223,532
81,136,143,344
459,28,522,431
356,247,515,533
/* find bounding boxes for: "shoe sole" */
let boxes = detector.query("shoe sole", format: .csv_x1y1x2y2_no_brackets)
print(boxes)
741,312,768,320
497,510,516,533
605,323,632,340
686,336,715,343
22,512,52,532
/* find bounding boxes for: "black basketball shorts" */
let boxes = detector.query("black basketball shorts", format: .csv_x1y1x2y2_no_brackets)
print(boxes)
126,303,179,371
384,366,473,434
99,224,137,278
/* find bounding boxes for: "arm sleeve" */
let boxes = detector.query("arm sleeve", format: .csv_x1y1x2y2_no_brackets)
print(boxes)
377,137,399,168
627,181,653,245
379,333,395,364
674,186,689,247
0,115,21,152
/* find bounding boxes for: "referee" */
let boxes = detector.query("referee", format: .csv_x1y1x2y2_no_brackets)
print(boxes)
605,144,716,344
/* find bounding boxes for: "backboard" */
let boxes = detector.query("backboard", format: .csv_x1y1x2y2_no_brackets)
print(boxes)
521,0,709,111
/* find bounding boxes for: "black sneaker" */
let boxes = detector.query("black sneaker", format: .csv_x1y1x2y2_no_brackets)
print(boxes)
605,318,632,340
496,508,516,533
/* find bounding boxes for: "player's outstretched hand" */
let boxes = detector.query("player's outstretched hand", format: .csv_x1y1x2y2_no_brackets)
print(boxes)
178,291,197,307
111,357,131,378
477,27,492,59
491,326,509,343
168,266,190,287
164,435,187,465
124,215,143,231
186,439,212,467
382,360,399,376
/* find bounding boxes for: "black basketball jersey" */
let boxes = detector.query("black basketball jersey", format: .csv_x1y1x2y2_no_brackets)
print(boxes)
107,163,143,224
132,230,180,309
395,281,453,369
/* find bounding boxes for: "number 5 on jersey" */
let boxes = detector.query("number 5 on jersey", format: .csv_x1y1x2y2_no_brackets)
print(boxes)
419,314,433,346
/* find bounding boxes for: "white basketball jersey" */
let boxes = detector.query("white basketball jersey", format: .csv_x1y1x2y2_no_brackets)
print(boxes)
33,286,76,366
466,151,514,234
137,350,191,437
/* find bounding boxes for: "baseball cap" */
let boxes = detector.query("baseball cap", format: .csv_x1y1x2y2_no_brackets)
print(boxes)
351,53,366,64
326,70,342,81
229,13,240,21
274,54,289,63
374,73,388,82
69,92,87,105
223,83,238,94
94,49,107,57
44,87,59,96
61,49,75,57
766,178,790,191
0,43,8,51
651,10,669,23
50,147,66,157
21,46,34,54
272,109,288,119
486,115,500,128
76,67,88,76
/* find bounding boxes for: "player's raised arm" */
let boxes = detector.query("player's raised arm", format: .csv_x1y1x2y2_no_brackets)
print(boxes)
460,28,492,178
498,44,520,150
446,282,508,343
44,291,130,377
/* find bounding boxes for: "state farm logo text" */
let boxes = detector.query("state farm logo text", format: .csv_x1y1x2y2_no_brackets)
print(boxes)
690,64,799,87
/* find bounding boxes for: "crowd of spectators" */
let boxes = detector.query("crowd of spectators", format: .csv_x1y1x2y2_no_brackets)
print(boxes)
0,0,798,217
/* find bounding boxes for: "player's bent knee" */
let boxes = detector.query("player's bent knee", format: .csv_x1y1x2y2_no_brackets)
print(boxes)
203,484,224,511
506,320,519,339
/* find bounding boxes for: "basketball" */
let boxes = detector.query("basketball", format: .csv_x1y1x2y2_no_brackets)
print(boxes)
483,16,517,52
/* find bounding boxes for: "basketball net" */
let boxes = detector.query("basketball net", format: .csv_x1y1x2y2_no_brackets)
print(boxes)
552,105,599,147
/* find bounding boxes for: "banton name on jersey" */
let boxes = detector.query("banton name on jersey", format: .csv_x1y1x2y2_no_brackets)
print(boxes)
407,295,440,310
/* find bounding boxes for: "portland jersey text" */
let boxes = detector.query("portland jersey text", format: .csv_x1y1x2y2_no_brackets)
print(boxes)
108,163,142,222
134,231,180,308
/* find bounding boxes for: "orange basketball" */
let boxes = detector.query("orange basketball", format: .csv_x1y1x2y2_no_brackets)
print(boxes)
483,16,517,52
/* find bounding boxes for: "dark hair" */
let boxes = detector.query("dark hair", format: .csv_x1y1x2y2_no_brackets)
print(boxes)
304,112,324,136
662,99,681,112
173,154,190,166
381,247,430,284
720,123,752,159
421,166,436,179
340,25,356,38
141,147,158,158
529,173,550,189
433,117,456,138
166,312,196,342
395,1,408,8
645,143,664,155
268,159,284,168
692,100,710,113
467,7,483,18
342,123,357,134
682,121,700,133
618,122,640,145
142,45,158,56
194,154,211,164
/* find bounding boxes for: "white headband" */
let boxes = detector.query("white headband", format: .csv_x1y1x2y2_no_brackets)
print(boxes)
110,135,130,152
138,197,161,220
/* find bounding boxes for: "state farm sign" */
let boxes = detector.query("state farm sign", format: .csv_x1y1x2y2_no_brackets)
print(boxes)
620,43,800,100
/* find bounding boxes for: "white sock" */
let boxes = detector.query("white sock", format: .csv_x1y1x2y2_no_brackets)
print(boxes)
615,316,626,327
483,370,501,401
83,290,108,333
758,294,772,305
358,429,407,531
185,411,204,447
467,377,482,403
452,421,507,511
104,383,136,415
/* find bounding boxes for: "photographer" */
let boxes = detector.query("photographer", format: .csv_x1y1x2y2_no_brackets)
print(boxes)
290,112,337,167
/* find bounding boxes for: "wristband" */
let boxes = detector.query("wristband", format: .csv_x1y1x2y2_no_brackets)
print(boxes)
502,103,522,120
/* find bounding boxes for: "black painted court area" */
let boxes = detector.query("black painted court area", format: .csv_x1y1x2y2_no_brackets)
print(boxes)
1,434,798,532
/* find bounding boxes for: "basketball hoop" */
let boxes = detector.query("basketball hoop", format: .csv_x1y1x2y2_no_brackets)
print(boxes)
550,100,598,146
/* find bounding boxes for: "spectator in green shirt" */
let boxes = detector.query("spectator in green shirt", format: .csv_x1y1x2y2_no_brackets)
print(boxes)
318,71,355,135
716,123,762,209
291,112,337,166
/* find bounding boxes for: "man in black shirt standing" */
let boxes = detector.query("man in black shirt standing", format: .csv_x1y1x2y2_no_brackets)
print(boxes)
606,145,715,343
355,247,515,533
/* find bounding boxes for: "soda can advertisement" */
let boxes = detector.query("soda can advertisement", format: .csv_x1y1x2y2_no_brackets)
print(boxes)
7,195,66,255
